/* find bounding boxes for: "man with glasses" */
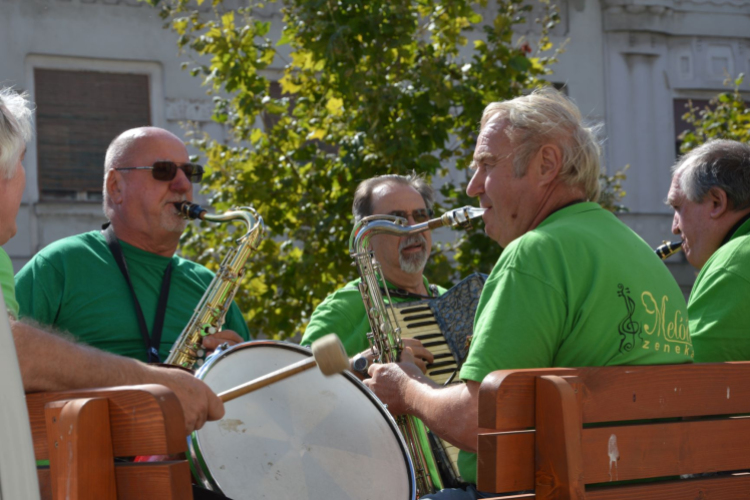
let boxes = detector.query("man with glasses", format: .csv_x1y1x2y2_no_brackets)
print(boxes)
15,127,250,364
300,173,439,373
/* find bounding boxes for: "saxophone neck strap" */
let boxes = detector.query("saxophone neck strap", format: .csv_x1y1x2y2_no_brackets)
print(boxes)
379,283,438,300
102,223,172,364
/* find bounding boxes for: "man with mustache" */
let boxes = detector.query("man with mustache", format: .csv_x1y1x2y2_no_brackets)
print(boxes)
364,88,692,499
301,173,440,372
666,139,750,362
15,127,249,363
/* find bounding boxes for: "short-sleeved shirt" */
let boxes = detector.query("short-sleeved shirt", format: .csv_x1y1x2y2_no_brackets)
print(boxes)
457,202,693,485
0,248,18,319
15,231,250,362
300,276,446,357
689,217,750,362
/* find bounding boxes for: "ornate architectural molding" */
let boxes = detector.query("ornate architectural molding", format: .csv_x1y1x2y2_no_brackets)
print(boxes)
165,98,214,122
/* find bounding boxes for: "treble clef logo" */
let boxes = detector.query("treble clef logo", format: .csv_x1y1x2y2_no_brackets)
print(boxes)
617,283,641,353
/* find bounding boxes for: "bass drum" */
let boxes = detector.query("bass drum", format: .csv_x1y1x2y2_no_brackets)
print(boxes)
189,341,416,500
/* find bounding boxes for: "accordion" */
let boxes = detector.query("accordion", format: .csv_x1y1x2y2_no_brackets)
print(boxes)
387,272,488,487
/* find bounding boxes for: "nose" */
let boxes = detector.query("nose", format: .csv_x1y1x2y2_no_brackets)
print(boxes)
466,167,485,197
170,167,192,196
671,212,681,235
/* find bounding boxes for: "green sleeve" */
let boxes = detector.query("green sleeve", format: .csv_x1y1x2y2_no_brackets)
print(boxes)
301,291,368,357
460,267,567,383
225,301,251,340
14,254,64,325
0,248,18,318
689,268,750,363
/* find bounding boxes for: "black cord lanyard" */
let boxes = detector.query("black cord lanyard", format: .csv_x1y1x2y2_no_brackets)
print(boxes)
380,283,439,300
102,224,173,363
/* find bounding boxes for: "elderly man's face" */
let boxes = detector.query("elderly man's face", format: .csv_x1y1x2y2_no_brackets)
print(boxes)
113,132,192,238
466,119,540,247
667,173,721,269
369,182,432,279
0,151,26,246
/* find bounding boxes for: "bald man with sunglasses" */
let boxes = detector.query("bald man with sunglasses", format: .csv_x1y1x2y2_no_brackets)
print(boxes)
15,127,250,364
301,173,441,374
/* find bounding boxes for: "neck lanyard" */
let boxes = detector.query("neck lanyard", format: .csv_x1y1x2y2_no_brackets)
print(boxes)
102,224,173,363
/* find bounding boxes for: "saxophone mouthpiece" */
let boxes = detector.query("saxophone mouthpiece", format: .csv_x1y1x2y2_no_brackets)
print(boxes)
655,240,682,260
436,206,486,230
174,201,207,220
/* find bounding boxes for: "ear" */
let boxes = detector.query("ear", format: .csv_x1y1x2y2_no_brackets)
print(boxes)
535,143,563,185
105,170,124,205
707,187,729,219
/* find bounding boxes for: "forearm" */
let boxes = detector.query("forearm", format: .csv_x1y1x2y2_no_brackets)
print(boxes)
11,319,151,392
407,379,480,453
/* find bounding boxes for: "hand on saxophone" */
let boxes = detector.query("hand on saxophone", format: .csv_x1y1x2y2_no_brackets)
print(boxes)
364,348,433,416
200,329,245,355
352,338,434,379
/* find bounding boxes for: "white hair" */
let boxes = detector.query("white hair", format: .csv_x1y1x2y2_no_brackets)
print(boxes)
0,88,33,180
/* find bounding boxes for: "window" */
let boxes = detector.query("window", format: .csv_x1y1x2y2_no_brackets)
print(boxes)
34,69,152,201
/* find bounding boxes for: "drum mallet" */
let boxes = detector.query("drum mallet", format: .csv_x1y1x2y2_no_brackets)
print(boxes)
217,334,350,403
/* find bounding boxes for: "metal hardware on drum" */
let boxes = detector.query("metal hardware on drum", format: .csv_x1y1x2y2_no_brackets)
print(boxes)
349,205,484,496
655,240,683,260
217,334,348,402
166,202,264,369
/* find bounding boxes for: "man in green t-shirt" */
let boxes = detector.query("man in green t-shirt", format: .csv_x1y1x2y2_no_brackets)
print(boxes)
666,139,750,362
15,126,250,363
0,87,223,434
301,173,442,371
365,88,692,499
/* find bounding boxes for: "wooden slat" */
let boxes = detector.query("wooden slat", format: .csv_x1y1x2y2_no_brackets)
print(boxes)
477,430,535,493
535,376,585,500
582,418,750,483
586,474,750,500
578,363,750,423
479,369,578,430
46,398,116,500
37,462,193,500
28,385,186,460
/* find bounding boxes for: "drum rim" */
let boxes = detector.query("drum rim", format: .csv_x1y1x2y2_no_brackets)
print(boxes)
188,339,417,500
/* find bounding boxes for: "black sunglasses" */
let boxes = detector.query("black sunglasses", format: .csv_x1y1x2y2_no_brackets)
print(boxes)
388,208,434,223
114,161,204,183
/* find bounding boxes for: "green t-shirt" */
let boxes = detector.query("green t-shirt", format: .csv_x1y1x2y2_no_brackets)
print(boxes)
458,202,692,485
300,276,446,357
689,217,750,362
0,247,19,319
15,231,250,362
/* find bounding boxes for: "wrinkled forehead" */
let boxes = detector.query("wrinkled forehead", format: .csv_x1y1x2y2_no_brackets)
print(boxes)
667,173,686,202
474,118,512,159
370,182,427,213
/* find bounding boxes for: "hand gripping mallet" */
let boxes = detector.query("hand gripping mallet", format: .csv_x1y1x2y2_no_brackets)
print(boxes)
217,334,350,403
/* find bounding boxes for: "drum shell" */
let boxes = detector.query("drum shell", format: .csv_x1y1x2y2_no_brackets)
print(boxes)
189,340,416,500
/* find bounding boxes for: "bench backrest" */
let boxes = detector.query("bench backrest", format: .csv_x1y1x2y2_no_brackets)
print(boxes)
477,363,750,499
27,384,193,500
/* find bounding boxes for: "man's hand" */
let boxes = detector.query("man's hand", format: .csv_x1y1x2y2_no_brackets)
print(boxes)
363,348,429,415
401,338,434,373
150,366,225,433
201,329,245,354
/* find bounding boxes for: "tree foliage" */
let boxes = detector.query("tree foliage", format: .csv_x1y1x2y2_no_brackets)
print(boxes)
680,74,750,153
146,0,559,339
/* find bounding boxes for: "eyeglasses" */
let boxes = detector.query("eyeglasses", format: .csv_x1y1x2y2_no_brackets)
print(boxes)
388,208,434,223
114,161,204,183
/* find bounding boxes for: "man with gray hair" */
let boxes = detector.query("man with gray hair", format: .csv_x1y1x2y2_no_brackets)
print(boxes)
365,88,692,499
301,173,440,370
0,88,224,434
667,139,750,362
15,126,249,363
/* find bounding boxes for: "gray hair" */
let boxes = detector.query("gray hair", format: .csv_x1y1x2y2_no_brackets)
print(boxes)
481,86,602,201
672,139,750,210
352,173,435,223
0,88,33,180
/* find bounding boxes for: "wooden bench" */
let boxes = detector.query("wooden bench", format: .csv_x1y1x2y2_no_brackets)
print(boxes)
27,384,194,500
476,363,750,499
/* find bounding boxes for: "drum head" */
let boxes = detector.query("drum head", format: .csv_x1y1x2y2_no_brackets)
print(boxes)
190,341,415,500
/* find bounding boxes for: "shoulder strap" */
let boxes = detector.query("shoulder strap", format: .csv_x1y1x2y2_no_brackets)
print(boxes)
101,224,172,363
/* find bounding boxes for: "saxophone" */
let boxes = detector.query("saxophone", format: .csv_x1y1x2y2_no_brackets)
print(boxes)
655,240,682,260
166,201,264,369
349,205,484,496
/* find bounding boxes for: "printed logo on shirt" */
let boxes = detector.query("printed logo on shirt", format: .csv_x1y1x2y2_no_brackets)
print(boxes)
617,284,641,353
640,290,693,358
